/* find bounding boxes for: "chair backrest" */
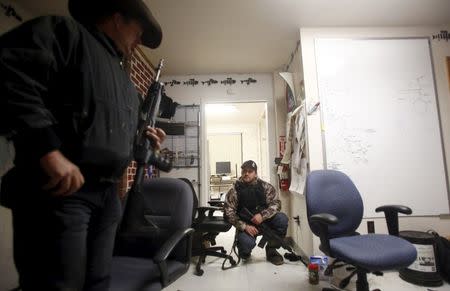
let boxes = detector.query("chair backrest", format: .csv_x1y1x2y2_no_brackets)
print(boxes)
305,170,363,238
115,178,194,258
178,178,198,220
140,178,193,231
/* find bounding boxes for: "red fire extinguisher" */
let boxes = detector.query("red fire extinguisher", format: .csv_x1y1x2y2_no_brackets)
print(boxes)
279,164,290,191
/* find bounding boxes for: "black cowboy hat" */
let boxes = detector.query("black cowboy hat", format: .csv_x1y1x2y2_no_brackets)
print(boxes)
68,0,162,49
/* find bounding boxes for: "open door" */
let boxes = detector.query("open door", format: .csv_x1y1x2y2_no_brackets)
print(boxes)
204,102,268,204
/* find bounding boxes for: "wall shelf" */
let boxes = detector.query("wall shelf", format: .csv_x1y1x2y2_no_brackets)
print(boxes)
160,104,201,180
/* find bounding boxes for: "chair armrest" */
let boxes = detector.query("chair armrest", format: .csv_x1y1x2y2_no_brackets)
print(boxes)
208,200,225,207
153,228,194,287
310,213,339,225
375,205,412,236
197,206,223,219
153,228,195,263
309,213,338,255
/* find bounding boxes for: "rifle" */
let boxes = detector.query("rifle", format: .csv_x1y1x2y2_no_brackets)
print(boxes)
120,59,172,233
164,79,180,86
201,78,218,86
239,207,307,265
220,77,236,85
240,77,257,85
183,78,199,86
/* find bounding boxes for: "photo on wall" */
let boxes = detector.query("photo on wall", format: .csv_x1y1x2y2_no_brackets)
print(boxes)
286,84,296,112
279,72,297,112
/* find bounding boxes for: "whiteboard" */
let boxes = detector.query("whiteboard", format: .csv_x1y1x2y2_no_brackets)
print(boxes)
315,38,449,217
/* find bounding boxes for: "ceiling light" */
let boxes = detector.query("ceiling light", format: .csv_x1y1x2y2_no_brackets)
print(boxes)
205,104,238,114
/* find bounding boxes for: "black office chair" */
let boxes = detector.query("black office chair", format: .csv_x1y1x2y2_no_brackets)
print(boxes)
179,178,236,276
110,178,194,291
305,170,417,291
208,192,226,208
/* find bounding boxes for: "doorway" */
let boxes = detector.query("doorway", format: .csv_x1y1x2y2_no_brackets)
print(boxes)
204,102,269,203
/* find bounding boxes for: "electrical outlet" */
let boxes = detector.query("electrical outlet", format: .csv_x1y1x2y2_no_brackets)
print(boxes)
367,220,375,233
293,215,300,226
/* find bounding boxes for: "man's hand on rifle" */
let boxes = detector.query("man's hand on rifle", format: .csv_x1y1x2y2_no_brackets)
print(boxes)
145,127,166,150
251,213,263,225
244,224,259,237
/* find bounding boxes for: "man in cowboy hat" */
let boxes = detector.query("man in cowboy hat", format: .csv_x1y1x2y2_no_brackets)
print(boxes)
0,0,165,289
224,160,289,265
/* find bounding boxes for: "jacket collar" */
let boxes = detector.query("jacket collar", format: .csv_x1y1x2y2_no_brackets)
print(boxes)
87,25,124,59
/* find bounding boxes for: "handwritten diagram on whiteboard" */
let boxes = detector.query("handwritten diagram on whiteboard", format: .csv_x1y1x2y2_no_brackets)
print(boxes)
315,38,449,217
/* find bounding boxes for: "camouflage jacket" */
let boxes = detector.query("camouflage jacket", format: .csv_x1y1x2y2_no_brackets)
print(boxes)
224,177,281,231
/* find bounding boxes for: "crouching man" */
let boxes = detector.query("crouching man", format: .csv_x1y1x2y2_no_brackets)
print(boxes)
224,160,288,265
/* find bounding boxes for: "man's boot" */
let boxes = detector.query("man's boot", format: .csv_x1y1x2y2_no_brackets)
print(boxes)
265,241,284,265
239,252,251,261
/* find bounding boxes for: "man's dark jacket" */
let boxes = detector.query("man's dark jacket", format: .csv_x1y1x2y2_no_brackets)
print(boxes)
0,16,141,205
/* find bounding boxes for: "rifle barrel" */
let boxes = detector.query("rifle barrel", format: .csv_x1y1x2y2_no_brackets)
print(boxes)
154,59,164,82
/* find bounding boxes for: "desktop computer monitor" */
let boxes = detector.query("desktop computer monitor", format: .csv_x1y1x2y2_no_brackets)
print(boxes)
215,161,231,175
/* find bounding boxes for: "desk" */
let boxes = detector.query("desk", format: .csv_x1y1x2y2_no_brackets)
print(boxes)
208,200,225,208
209,175,235,201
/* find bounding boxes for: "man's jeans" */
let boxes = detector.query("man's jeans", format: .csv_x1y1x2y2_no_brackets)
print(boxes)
236,212,289,256
11,181,121,291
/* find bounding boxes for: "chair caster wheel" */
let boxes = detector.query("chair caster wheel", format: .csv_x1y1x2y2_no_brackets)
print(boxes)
221,249,227,254
195,268,204,276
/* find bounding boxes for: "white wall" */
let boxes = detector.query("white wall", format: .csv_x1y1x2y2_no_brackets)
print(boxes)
0,3,33,290
208,123,259,174
161,73,276,206
272,40,315,255
272,72,293,233
258,109,269,182
207,132,243,178
300,26,450,255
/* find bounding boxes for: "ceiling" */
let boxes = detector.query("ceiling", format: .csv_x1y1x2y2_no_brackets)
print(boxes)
14,0,450,75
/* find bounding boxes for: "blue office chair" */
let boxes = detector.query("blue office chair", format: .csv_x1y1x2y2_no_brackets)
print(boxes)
305,170,417,291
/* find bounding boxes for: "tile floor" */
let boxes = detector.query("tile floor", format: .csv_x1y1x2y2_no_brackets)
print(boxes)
166,229,450,291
